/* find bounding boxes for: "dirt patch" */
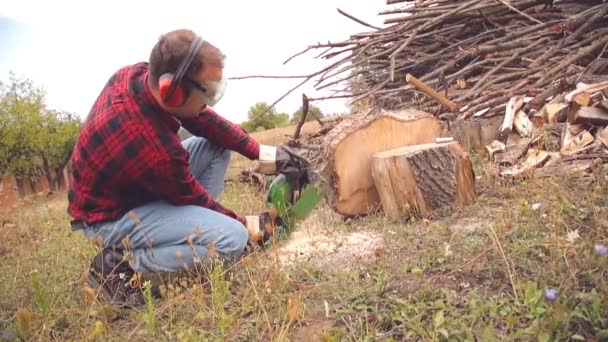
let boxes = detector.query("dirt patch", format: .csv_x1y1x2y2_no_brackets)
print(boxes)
448,218,491,234
276,211,384,271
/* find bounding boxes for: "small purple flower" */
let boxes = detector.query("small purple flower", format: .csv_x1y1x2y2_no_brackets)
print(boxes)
545,288,558,301
594,244,608,256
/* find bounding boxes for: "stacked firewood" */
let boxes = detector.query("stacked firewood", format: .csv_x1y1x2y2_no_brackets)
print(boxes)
486,80,608,178
286,0,608,121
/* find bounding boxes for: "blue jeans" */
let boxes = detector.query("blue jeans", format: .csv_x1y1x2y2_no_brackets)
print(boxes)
82,136,249,273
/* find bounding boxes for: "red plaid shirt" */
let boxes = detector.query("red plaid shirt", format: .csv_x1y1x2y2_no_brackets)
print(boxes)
68,62,260,225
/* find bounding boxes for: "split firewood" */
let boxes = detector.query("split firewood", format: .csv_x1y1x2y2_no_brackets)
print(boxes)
486,140,506,159
371,141,476,220
542,103,569,123
568,123,588,136
561,130,595,156
321,108,444,217
535,160,595,178
570,106,608,126
499,96,524,140
530,123,562,152
597,127,608,148
567,93,593,123
565,80,608,102
500,149,551,177
494,136,532,166
514,109,534,137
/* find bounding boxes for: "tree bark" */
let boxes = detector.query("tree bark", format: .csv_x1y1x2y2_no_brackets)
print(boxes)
371,140,476,220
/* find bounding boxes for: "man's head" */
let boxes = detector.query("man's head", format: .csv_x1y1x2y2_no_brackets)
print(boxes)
148,29,226,118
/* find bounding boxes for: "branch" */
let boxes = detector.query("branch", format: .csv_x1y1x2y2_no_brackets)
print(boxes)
337,8,381,30
293,94,310,140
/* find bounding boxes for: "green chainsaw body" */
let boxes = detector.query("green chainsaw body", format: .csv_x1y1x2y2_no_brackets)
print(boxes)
264,173,322,240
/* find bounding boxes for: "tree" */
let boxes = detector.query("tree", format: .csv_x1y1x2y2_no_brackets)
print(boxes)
0,73,82,190
290,105,324,124
40,109,81,190
240,102,290,132
0,73,47,179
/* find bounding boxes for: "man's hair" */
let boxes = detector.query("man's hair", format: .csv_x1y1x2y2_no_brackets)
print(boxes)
148,29,225,87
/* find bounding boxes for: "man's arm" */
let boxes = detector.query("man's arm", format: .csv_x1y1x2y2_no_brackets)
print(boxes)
144,149,246,225
180,107,261,160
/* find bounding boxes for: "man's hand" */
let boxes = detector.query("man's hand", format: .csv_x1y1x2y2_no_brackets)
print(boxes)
256,144,312,201
244,209,283,246
257,144,307,176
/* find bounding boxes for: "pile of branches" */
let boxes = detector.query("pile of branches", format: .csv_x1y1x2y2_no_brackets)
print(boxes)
285,0,608,121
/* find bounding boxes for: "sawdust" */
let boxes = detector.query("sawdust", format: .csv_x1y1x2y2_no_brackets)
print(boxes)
275,209,384,270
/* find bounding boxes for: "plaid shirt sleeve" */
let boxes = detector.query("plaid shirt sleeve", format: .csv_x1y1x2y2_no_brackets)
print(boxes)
179,107,260,160
148,146,247,225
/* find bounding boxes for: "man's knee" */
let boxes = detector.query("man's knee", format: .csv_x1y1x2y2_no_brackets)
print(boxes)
215,218,248,259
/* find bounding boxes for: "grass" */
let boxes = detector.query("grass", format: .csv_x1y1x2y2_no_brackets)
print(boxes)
1,122,608,341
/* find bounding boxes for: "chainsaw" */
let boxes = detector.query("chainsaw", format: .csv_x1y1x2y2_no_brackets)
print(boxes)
259,147,324,247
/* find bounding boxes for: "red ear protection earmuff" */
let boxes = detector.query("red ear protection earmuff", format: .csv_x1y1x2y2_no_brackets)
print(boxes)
158,36,205,107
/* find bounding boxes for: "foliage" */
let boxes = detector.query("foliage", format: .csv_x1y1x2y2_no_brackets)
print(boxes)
0,72,81,179
240,102,290,132
289,104,324,124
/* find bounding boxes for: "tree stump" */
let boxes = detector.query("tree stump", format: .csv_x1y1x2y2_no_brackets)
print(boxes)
320,108,444,217
370,141,476,220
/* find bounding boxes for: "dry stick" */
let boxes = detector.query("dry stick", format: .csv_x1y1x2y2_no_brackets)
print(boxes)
389,31,418,81
458,37,548,101
337,8,381,30
349,79,391,106
245,267,273,336
494,0,543,24
387,0,476,80
228,75,312,80
483,19,559,46
293,94,310,140
489,226,520,304
535,35,608,87
530,5,608,68
405,73,459,112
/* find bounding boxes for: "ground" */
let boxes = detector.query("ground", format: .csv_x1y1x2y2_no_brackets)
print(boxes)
1,121,607,341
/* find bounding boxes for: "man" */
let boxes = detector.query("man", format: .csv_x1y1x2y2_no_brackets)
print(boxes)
68,28,304,306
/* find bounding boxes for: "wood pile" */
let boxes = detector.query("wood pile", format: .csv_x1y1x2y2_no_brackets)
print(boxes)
239,0,608,218
486,80,608,178
285,0,608,121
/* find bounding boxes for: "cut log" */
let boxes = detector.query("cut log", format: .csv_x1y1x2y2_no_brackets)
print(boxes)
570,106,608,126
371,141,476,220
443,116,502,152
322,109,444,217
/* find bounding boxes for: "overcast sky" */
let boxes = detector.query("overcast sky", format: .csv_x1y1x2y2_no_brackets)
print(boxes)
0,0,393,124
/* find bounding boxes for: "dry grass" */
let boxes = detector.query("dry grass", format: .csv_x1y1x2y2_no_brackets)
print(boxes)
1,124,608,341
